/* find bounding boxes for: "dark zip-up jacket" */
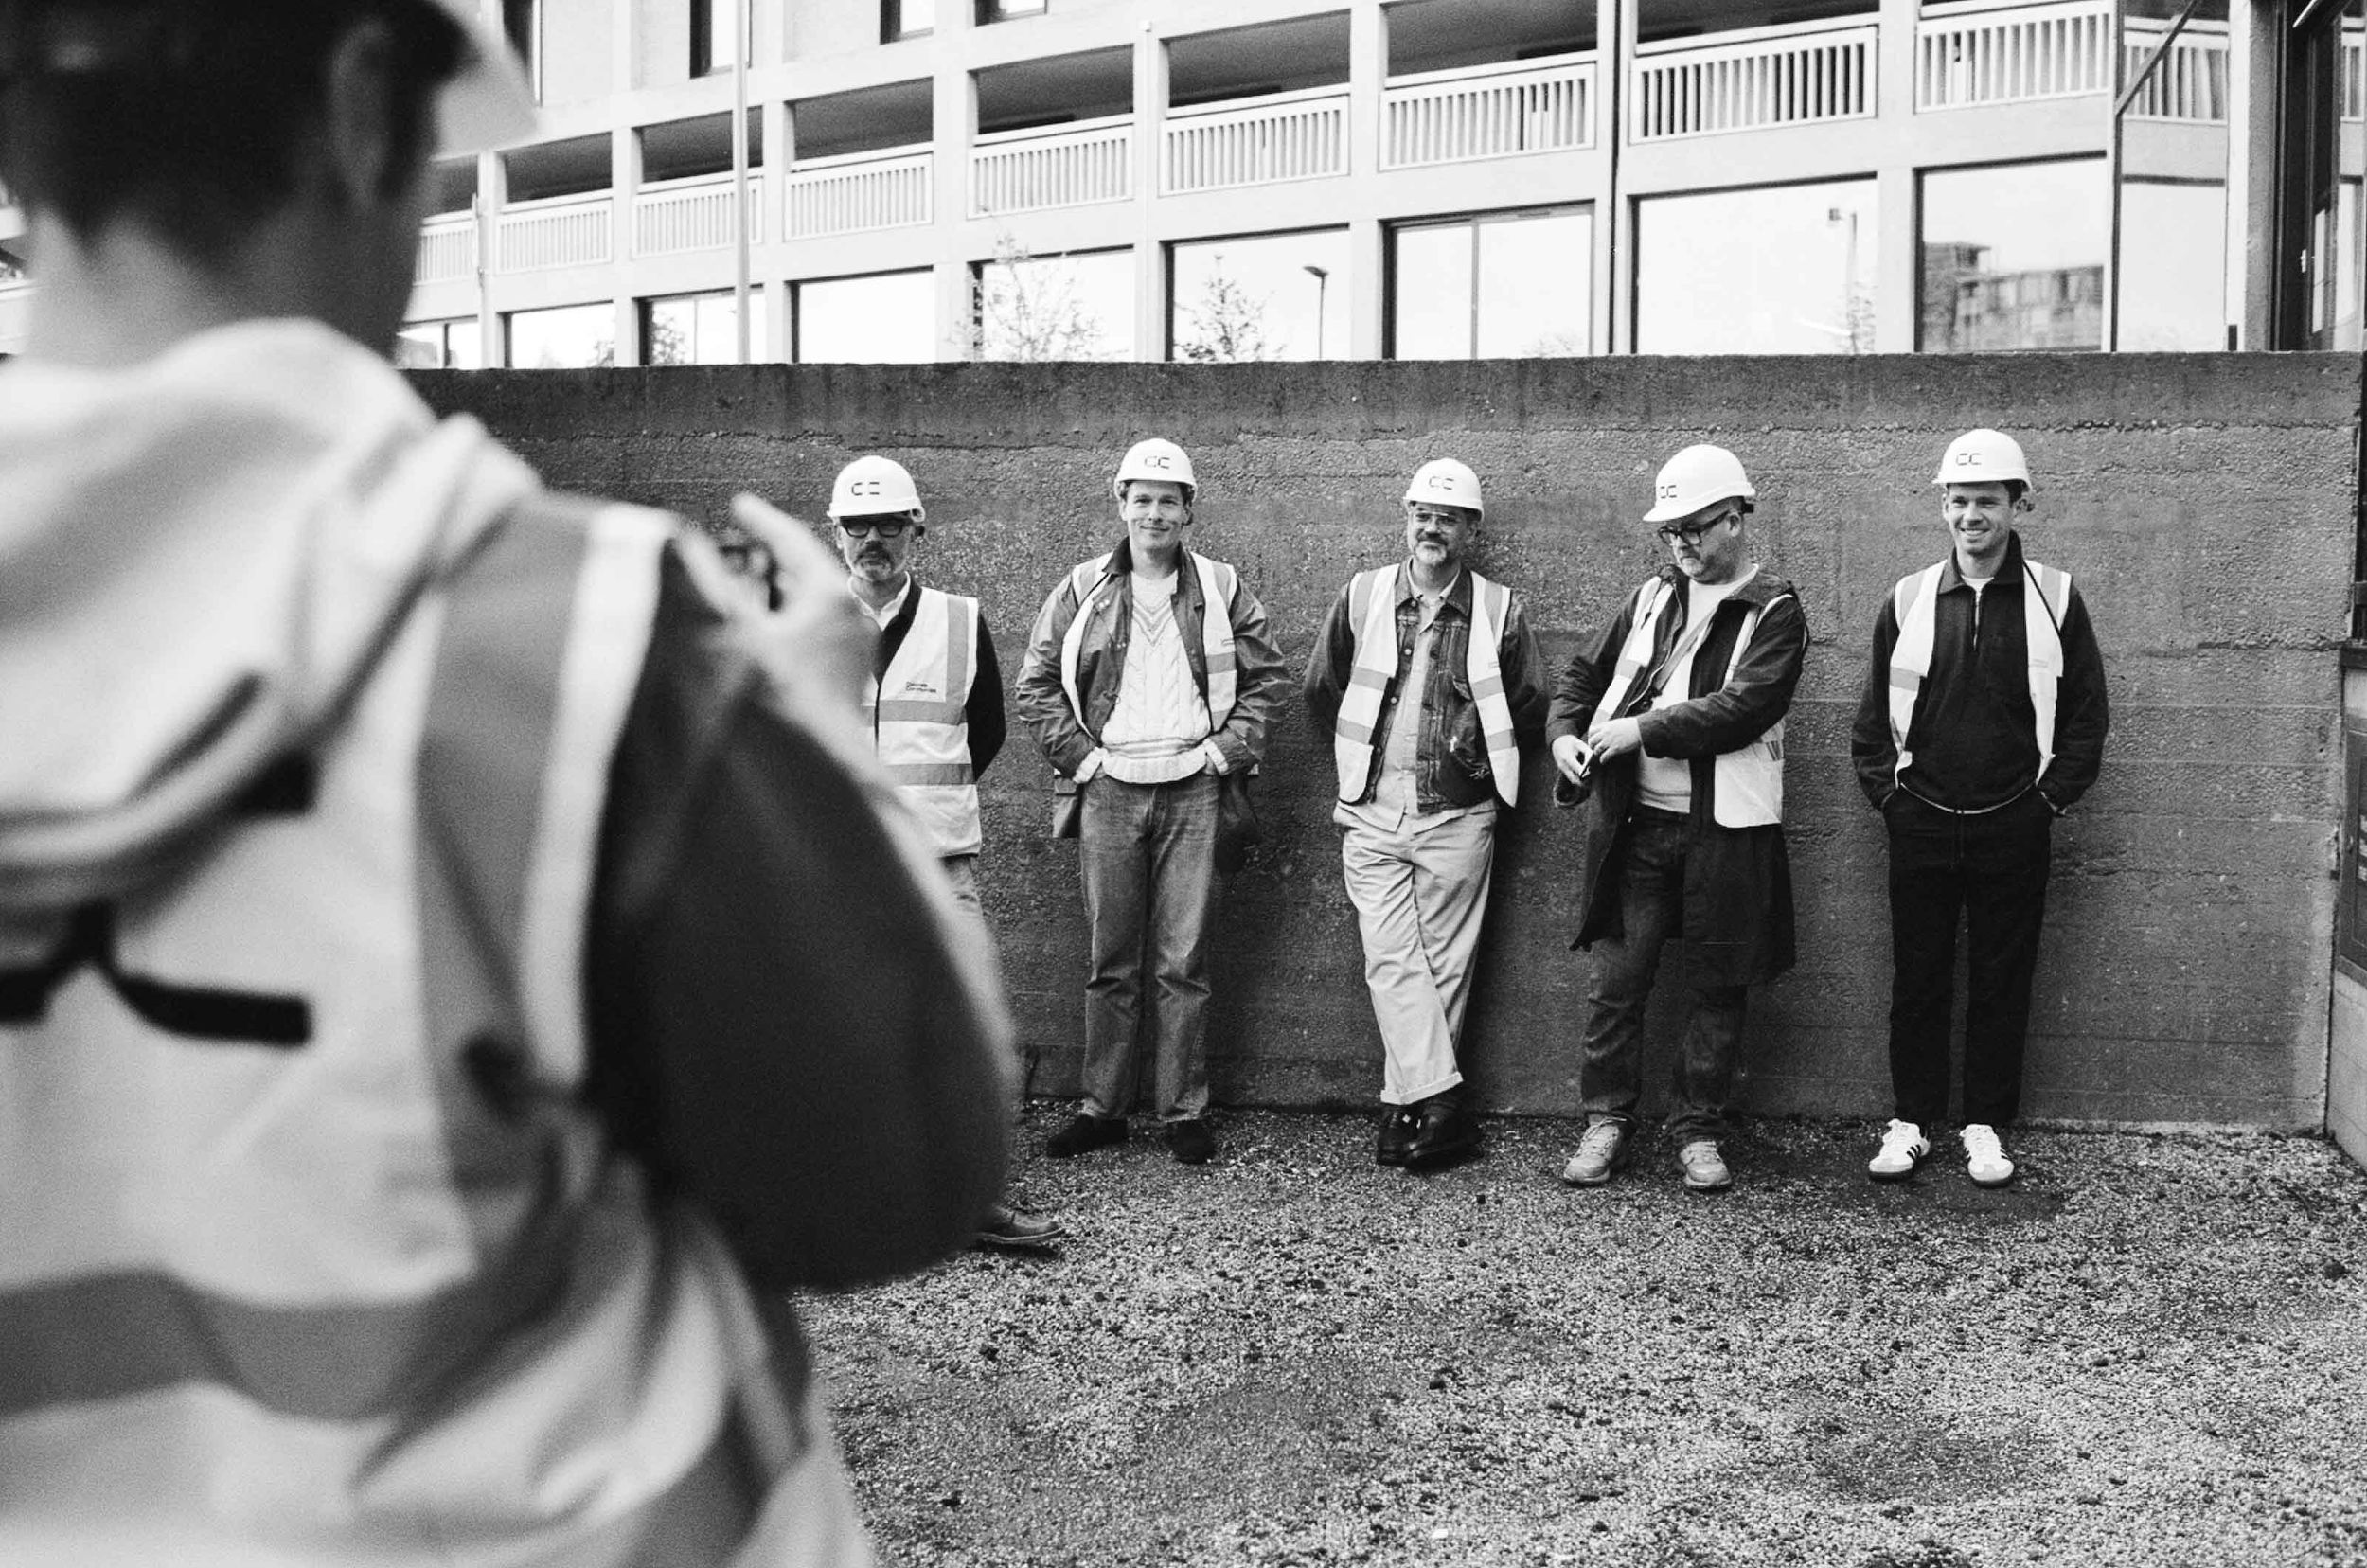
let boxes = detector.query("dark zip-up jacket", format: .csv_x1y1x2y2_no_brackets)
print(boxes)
1849,531,2109,814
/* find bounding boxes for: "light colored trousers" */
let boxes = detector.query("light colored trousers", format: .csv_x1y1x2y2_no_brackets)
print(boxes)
1340,810,1497,1105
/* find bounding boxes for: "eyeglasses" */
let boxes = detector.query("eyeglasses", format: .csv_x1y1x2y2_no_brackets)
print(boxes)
838,518,914,539
1406,506,1470,528
1655,512,1737,547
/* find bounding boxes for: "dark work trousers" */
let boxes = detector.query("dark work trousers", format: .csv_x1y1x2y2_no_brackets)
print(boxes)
1577,809,1750,1145
1882,789,2053,1129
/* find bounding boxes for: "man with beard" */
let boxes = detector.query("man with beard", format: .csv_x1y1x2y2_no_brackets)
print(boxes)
1303,458,1545,1168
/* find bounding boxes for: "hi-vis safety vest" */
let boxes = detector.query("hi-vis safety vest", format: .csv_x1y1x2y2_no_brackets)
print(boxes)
0,499,827,1568
1886,559,2072,786
869,586,982,858
1590,575,1789,829
1058,550,1238,738
1330,565,1522,807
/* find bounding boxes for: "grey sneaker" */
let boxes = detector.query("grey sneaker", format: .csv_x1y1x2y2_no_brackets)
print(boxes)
1677,1140,1732,1193
1561,1119,1632,1186
973,1202,1064,1251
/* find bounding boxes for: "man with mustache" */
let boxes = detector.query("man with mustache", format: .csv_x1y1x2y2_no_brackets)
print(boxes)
1015,437,1288,1167
832,454,1061,1250
1548,445,1806,1194
1852,429,2109,1188
1303,458,1546,1167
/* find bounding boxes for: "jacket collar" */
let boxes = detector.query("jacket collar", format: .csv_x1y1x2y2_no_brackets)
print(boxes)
1103,539,1199,602
1393,562,1472,616
1935,530,2027,594
1651,561,1790,611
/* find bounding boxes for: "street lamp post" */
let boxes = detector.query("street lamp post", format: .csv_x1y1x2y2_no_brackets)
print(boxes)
1303,263,1329,359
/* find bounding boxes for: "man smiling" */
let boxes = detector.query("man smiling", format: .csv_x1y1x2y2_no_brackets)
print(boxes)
1852,429,2109,1188
1304,459,1545,1168
1015,438,1287,1167
1547,445,1806,1194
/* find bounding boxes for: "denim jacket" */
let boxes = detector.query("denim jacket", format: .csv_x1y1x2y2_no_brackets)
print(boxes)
1303,563,1548,814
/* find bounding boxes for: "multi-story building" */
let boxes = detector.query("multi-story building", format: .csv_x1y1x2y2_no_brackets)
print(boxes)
0,0,2356,363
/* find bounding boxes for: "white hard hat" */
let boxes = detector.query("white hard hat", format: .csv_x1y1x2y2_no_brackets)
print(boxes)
828,455,926,521
423,0,542,154
1644,444,1756,525
1932,429,2032,487
1404,458,1484,516
1112,438,1197,500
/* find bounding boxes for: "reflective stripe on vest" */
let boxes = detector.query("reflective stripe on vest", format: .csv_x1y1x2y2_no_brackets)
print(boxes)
1589,575,1788,829
1887,559,2071,786
867,586,982,858
0,499,799,1566
1058,550,1238,739
1331,566,1522,806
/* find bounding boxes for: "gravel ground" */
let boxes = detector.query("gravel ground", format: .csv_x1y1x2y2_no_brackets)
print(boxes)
801,1105,2367,1568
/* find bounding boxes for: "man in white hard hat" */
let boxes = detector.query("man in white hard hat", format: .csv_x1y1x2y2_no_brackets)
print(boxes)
830,454,1062,1251
1014,437,1288,1167
1547,444,1807,1194
0,4,1014,1563
1851,429,2108,1188
1303,458,1546,1167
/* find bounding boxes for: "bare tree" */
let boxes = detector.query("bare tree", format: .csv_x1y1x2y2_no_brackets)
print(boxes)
970,233,1112,362
1173,253,1272,364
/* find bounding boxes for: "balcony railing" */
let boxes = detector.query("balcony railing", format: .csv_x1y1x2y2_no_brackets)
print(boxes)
496,191,612,273
1165,87,1347,195
2122,20,2228,123
786,148,933,239
633,173,760,257
1631,17,1877,141
970,117,1131,217
1918,0,2111,110
415,213,477,285
1382,57,1595,169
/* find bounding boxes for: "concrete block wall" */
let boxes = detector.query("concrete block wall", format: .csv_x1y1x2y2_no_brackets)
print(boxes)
416,354,2359,1131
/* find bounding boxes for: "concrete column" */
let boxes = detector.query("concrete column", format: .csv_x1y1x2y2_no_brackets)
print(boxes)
760,97,790,359
474,150,507,365
2228,0,2280,349
934,61,976,359
1134,22,1168,362
611,124,640,365
1346,0,1386,359
1602,0,1633,353
1873,0,1920,352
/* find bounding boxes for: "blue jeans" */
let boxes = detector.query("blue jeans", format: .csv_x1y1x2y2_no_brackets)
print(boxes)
1077,774,1220,1121
1577,811,1748,1145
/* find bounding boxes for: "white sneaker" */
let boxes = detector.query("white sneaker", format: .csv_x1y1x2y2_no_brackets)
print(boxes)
1961,1123,2016,1187
1866,1118,1930,1182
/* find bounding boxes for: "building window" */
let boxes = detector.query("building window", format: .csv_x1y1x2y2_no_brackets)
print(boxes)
1920,159,2103,352
978,0,1047,23
2119,179,2227,352
793,271,936,363
644,291,768,365
506,302,614,368
1390,207,1591,359
691,0,740,77
884,0,934,41
1169,229,1349,362
972,245,1133,361
396,319,483,370
1635,178,1878,354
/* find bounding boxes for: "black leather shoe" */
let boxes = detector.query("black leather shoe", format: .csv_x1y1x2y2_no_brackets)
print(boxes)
1045,1113,1127,1159
1165,1117,1215,1165
1376,1108,1418,1167
1403,1096,1480,1167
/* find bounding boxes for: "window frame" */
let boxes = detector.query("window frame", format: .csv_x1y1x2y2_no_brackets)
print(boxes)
882,0,934,42
1384,204,1593,360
